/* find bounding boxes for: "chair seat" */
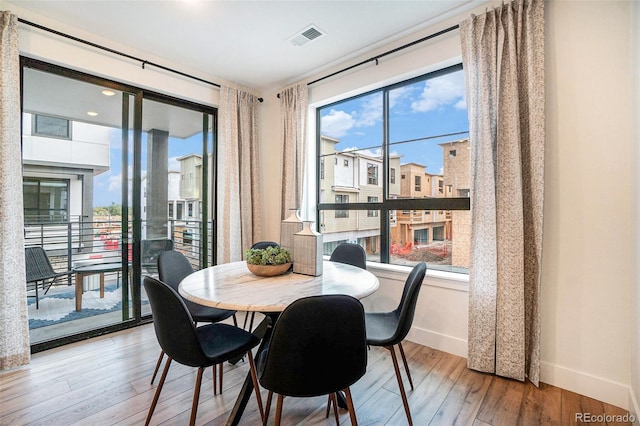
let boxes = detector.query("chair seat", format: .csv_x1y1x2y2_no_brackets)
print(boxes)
196,323,260,364
185,300,236,323
365,311,400,346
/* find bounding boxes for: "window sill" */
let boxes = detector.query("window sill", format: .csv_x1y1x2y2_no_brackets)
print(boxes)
366,261,469,292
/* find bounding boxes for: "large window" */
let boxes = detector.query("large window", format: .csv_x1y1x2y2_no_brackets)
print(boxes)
317,64,471,273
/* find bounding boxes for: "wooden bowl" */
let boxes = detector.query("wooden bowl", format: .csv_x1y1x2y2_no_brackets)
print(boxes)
246,262,292,277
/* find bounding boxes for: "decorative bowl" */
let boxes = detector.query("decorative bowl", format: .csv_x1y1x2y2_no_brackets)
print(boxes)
246,262,292,277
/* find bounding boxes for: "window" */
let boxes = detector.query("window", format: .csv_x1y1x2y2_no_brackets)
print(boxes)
168,202,174,218
317,64,470,273
33,114,71,139
188,202,194,217
176,202,183,219
343,159,349,167
367,196,379,217
367,163,378,185
320,157,325,180
335,194,349,218
23,178,69,222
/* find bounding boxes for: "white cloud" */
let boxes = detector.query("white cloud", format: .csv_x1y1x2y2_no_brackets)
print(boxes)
411,72,466,112
321,109,356,138
107,173,121,192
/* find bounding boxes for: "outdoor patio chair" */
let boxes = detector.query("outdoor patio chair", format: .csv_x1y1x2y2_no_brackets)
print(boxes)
141,238,174,275
25,246,72,309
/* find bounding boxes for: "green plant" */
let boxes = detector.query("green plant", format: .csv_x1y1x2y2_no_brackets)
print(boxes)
245,246,291,266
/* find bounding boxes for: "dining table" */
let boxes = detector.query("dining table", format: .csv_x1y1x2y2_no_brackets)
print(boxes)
179,259,379,426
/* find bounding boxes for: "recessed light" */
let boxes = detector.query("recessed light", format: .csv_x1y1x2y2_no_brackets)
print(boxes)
101,90,116,96
87,111,99,116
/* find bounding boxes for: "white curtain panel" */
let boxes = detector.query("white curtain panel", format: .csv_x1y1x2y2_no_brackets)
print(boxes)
217,86,261,264
0,10,30,370
461,0,544,384
279,84,308,219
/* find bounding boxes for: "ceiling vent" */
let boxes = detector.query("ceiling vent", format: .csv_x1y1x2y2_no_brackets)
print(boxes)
288,25,325,47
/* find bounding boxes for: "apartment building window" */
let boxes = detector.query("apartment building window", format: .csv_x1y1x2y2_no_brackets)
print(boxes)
320,158,325,180
188,202,194,217
344,159,349,167
367,196,379,217
439,180,444,194
23,178,69,223
33,114,71,139
367,163,378,185
168,202,174,218
317,64,470,272
335,194,349,218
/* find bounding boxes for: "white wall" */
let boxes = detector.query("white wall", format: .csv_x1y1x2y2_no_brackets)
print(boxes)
260,0,636,411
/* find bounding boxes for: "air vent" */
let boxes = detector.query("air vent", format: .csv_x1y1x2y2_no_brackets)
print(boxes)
287,24,325,47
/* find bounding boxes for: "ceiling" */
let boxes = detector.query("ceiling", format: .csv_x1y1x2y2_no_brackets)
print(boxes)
7,0,482,92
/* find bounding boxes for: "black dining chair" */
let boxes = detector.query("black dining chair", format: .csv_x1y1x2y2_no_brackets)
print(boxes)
364,261,426,426
243,241,281,331
258,295,367,425
329,242,367,270
143,276,263,426
152,250,238,395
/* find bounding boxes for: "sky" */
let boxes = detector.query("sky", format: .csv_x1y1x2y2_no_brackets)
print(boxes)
93,131,202,207
320,68,469,175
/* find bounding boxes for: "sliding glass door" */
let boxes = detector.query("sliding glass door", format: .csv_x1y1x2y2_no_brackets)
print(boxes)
21,58,216,350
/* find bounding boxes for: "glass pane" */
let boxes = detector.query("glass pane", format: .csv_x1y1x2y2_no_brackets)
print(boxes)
390,209,470,273
22,67,134,343
320,209,382,263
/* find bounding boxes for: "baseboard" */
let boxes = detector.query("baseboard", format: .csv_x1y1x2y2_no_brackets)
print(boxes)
540,361,630,410
630,385,640,426
407,325,468,359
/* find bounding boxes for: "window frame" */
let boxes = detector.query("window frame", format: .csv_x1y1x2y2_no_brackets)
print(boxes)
315,63,470,265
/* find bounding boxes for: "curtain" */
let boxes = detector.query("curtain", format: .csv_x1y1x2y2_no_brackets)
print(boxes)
279,84,308,219
0,11,30,370
461,0,544,384
217,86,261,264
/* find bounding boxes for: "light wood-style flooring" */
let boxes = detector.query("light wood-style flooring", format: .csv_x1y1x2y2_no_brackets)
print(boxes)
0,323,632,425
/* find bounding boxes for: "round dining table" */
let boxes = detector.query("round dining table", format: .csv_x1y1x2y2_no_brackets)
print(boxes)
178,259,379,426
179,260,379,312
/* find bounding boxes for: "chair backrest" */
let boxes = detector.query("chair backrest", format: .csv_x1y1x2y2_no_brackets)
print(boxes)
142,239,174,266
157,250,194,292
250,241,280,250
25,246,57,282
390,261,427,345
329,243,366,270
260,295,367,398
143,276,208,367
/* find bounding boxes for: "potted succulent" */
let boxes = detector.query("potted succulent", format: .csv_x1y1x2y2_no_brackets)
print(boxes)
244,246,292,277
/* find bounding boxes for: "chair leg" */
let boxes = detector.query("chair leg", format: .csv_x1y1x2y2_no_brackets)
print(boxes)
150,350,165,384
213,364,218,395
264,391,273,426
232,313,238,327
388,346,413,426
145,357,172,426
331,393,340,425
190,367,205,426
249,312,256,331
398,342,414,390
275,394,284,426
325,394,332,418
247,350,264,423
343,387,357,426
219,361,224,394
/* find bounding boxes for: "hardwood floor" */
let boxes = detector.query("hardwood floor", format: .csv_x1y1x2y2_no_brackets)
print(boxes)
0,323,632,425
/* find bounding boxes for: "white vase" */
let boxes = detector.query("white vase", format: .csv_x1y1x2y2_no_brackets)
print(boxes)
280,208,303,260
293,221,323,276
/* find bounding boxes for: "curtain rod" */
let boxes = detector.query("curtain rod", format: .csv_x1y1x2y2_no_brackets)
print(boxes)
17,17,264,102
306,24,460,87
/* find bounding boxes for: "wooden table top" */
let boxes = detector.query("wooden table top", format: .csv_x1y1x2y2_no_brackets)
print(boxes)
179,260,379,312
